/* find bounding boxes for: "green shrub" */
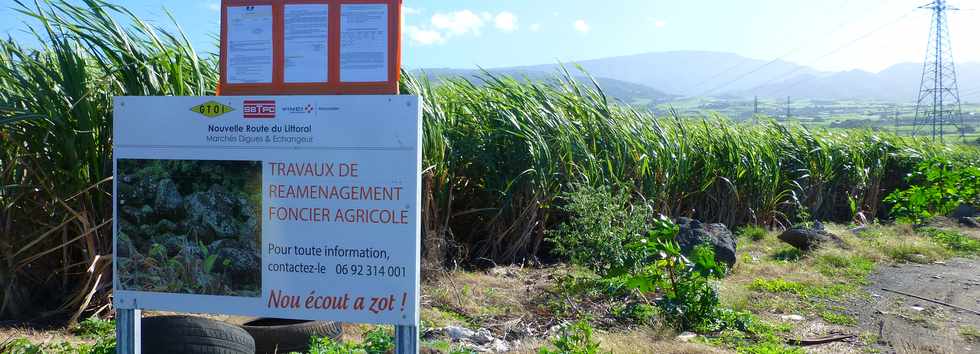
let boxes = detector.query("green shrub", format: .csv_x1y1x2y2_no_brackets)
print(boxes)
549,185,649,275
74,316,115,339
307,337,364,354
738,225,769,242
362,328,395,354
884,158,980,223
539,320,608,354
306,327,393,354
610,303,658,324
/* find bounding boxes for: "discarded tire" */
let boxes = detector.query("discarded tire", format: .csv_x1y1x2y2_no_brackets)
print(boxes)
141,315,255,354
241,318,343,354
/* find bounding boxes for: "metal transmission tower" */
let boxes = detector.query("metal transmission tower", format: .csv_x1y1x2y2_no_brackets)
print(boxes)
912,0,964,141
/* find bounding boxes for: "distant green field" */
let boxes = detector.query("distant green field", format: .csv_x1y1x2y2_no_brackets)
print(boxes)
652,97,980,145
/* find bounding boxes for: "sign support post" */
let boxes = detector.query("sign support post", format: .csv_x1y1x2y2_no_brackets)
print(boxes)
116,309,140,354
395,325,417,354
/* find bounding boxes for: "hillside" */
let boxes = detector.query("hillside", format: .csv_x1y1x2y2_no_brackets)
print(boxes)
452,51,980,103
412,68,676,105
509,50,821,97
744,62,980,102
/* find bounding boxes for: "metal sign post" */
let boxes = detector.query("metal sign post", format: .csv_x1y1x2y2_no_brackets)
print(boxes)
395,325,418,353
116,309,140,354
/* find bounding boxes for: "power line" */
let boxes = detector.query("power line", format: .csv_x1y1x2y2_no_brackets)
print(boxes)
744,9,916,96
690,0,899,97
683,0,853,94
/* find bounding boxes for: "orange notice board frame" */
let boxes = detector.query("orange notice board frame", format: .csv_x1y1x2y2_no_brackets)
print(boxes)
218,0,402,96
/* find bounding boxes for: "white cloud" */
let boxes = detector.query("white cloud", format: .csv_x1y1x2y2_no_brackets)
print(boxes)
431,10,485,36
206,1,220,12
481,12,493,21
655,20,666,28
494,12,518,32
573,19,590,33
529,23,541,32
406,25,445,45
403,6,422,16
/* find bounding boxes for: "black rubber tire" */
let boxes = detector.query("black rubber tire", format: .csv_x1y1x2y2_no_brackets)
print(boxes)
241,318,343,354
141,315,255,354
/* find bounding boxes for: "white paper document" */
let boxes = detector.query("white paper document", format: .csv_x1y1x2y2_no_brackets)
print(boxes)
340,4,389,83
284,4,329,83
227,6,274,84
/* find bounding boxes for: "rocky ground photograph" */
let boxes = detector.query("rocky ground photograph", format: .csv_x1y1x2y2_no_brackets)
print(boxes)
115,159,263,297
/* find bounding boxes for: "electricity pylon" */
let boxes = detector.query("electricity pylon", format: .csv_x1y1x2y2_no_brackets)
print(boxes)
912,0,964,142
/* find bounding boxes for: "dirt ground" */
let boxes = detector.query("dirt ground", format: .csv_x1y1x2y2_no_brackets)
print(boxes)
849,258,980,354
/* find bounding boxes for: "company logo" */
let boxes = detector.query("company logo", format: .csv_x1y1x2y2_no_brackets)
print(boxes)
281,104,315,115
190,101,234,118
244,100,276,119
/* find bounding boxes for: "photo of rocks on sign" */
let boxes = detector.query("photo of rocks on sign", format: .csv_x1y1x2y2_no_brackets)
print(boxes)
116,159,262,297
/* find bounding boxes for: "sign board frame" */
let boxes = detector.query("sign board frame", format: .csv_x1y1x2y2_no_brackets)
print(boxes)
112,95,421,353
218,0,402,96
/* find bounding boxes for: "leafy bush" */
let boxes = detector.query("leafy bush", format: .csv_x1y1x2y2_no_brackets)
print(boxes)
549,185,650,274
551,186,740,332
74,316,115,339
306,327,393,354
539,320,608,354
609,303,658,324
884,158,980,223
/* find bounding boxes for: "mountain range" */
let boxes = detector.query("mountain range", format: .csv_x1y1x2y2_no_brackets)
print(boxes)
417,51,980,103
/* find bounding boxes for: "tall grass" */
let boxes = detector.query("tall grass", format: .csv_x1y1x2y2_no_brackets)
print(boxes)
2,0,978,320
0,0,214,322
403,72,978,265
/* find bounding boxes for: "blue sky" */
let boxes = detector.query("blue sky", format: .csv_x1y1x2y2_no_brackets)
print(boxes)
3,0,980,73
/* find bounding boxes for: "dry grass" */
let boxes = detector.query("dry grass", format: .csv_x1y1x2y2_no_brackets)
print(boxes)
0,326,92,348
595,329,731,354
424,266,554,325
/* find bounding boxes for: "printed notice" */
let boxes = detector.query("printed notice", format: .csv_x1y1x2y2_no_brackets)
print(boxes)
284,4,329,83
227,6,273,84
340,4,389,83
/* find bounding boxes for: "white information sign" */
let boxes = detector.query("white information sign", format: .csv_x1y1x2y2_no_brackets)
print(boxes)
112,96,421,326
227,6,274,84
340,4,389,82
284,4,329,83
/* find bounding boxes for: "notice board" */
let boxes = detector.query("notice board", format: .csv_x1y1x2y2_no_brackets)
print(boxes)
112,95,421,325
219,0,402,95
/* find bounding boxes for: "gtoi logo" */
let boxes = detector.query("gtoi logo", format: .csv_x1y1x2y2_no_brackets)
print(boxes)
280,104,315,115
243,100,276,119
190,101,234,118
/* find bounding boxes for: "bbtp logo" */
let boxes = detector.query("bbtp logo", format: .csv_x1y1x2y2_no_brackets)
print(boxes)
243,100,276,119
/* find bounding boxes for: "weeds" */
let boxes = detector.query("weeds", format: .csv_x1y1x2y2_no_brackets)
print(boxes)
539,320,608,354
748,278,851,300
961,325,980,343
819,311,857,326
306,327,393,354
919,227,980,254
738,226,769,242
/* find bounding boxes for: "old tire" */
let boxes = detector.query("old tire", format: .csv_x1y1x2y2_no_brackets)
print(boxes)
141,315,255,354
242,318,343,354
